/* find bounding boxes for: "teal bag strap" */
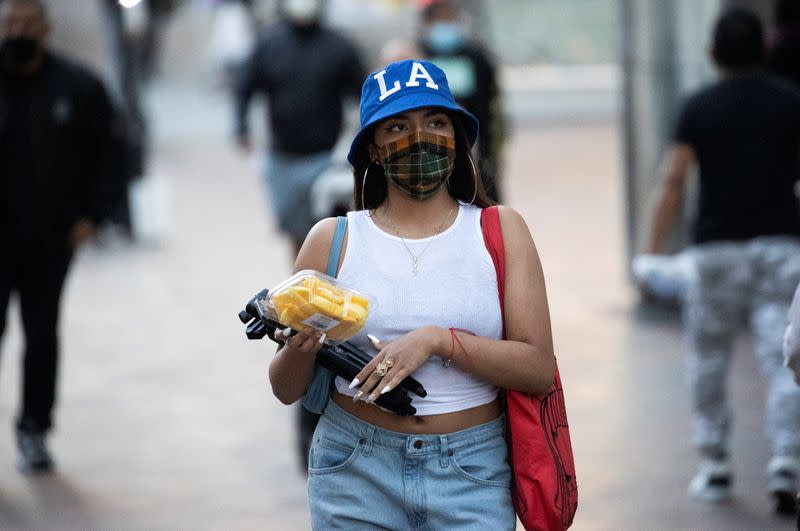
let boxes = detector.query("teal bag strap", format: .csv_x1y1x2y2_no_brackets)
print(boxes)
327,216,348,277
302,216,348,414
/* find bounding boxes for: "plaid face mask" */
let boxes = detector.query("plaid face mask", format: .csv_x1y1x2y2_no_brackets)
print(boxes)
376,132,457,201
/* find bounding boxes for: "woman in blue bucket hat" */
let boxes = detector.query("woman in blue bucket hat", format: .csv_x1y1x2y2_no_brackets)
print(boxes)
268,59,555,529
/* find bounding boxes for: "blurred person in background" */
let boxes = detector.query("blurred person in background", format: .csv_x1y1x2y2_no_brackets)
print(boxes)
104,0,179,84
100,0,178,238
208,0,256,89
268,59,554,529
417,0,505,202
0,0,123,473
768,0,800,88
234,0,364,257
645,8,800,516
233,0,364,473
379,37,421,66
786,285,800,385
135,0,180,82
99,0,155,236
784,283,800,526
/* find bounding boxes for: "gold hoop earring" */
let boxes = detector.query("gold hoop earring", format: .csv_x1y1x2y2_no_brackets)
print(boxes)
466,154,478,206
362,164,372,217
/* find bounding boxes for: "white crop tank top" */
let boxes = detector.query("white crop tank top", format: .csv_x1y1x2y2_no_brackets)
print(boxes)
334,204,503,415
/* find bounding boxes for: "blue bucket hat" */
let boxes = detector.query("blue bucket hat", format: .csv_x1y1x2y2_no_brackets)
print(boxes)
347,59,479,165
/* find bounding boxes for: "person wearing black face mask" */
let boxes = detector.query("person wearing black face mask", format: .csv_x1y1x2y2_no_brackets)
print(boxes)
0,0,125,474
0,32,39,65
234,0,365,474
234,0,365,257
268,60,558,529
417,0,506,203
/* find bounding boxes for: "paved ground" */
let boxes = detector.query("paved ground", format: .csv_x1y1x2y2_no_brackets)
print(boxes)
0,3,796,530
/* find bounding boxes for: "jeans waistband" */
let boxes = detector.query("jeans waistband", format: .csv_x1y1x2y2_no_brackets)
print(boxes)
320,398,506,456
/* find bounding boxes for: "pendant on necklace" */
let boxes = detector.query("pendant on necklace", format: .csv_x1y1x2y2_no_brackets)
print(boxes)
411,257,419,275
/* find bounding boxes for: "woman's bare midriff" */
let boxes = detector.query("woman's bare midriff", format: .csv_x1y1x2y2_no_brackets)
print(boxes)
331,391,503,435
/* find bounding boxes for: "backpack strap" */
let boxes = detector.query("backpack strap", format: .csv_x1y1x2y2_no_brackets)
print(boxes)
480,206,506,338
302,216,348,414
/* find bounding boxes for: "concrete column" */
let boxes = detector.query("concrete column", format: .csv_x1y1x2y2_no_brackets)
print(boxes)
620,0,723,269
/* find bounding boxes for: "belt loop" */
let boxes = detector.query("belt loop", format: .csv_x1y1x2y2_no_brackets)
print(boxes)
361,425,375,457
439,435,449,468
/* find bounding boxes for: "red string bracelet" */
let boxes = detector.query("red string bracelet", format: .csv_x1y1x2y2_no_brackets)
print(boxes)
443,328,476,368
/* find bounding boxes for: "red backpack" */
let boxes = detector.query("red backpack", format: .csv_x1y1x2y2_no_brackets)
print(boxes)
481,206,578,531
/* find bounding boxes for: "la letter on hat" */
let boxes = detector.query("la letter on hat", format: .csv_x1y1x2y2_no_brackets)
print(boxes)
347,59,479,164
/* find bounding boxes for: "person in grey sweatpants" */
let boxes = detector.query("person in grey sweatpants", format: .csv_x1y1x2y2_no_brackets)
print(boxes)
785,282,800,384
685,240,800,512
645,8,800,515
784,281,800,526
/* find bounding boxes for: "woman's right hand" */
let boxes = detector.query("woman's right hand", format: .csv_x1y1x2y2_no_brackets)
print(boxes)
269,326,325,405
275,327,326,358
268,217,339,404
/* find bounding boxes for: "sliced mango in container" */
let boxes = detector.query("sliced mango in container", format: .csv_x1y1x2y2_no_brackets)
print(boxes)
269,270,372,342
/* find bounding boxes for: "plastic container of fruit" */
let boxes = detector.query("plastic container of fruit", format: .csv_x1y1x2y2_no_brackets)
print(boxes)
262,270,371,342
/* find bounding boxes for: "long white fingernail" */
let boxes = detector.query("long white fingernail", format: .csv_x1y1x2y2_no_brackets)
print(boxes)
380,386,391,395
368,334,380,345
318,333,326,344
282,328,292,337
353,391,363,402
348,378,360,389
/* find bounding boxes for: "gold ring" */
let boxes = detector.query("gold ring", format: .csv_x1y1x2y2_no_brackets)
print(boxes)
384,359,394,368
375,362,389,378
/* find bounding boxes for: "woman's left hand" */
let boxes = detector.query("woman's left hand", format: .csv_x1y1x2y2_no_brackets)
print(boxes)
350,327,444,403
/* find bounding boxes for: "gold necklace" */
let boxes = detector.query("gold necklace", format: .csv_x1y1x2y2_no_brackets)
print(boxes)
382,204,457,275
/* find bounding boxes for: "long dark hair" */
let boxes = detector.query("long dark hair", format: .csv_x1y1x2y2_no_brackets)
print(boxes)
351,111,494,210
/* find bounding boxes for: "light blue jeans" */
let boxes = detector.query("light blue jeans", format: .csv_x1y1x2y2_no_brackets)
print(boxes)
307,399,515,530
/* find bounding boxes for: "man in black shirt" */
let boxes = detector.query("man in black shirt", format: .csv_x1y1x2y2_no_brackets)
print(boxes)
646,8,800,515
234,0,364,474
768,0,800,89
1,0,122,473
418,0,505,202
234,0,364,256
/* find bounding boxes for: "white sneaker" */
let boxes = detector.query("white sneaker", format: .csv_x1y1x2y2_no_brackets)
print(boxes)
767,456,799,516
688,459,733,503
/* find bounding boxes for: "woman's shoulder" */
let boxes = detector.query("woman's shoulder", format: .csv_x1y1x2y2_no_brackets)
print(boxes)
494,204,525,222
295,212,367,273
487,205,535,249
480,205,529,234
295,217,341,272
